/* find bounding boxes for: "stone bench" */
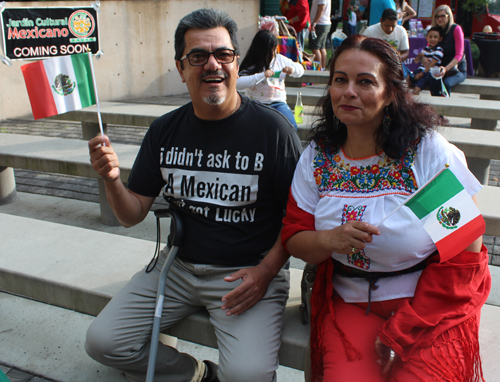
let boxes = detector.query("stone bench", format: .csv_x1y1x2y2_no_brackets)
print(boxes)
296,121,500,185
0,133,140,225
46,96,500,185
0,208,499,378
287,73,500,135
285,70,500,98
285,86,500,126
286,86,500,184
2,126,500,230
0,212,309,371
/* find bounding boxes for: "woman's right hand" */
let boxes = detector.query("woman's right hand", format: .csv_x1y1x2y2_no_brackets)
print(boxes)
264,69,274,78
319,220,380,254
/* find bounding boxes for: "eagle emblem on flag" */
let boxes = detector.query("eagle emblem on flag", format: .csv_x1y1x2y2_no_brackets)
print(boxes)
52,73,75,96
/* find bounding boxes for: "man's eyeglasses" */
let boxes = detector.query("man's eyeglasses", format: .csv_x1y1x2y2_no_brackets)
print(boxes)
180,49,236,66
435,14,449,19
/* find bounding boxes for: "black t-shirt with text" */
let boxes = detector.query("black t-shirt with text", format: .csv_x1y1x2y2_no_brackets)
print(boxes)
128,95,302,266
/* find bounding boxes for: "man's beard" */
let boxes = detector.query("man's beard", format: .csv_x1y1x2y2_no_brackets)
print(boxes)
203,87,225,105
201,70,227,105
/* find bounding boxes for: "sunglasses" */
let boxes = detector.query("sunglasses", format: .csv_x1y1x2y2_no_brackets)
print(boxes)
435,14,449,19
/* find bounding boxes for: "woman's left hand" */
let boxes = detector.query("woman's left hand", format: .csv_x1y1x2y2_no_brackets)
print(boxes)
282,66,294,75
375,337,396,374
434,66,446,78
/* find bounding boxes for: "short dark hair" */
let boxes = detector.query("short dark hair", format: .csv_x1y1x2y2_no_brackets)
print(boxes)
381,8,398,22
427,26,443,37
239,30,278,74
174,9,239,63
310,35,440,159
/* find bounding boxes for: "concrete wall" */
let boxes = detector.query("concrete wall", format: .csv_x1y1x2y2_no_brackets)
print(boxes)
0,0,259,120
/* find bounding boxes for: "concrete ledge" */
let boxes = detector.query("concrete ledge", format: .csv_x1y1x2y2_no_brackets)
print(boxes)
1,204,498,374
0,134,139,183
477,186,500,237
297,125,500,160
48,102,180,126
1,132,500,236
285,87,500,120
439,126,500,159
286,71,500,97
0,213,309,370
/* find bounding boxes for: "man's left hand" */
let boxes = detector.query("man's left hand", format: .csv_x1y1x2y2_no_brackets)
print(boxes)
221,264,274,316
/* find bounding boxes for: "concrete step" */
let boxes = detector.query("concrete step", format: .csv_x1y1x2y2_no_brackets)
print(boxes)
0,292,303,382
0,193,306,380
0,192,308,375
286,86,500,121
1,192,498,380
285,71,500,95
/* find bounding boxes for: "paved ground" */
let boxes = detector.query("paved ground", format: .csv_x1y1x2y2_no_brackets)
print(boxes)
0,362,57,382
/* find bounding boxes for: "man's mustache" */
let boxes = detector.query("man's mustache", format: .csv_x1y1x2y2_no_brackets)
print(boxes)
201,70,228,80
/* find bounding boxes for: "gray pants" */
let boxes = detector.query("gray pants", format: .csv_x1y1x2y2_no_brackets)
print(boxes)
85,250,290,382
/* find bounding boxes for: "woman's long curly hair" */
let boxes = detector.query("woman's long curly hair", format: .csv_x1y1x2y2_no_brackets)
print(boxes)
310,34,441,159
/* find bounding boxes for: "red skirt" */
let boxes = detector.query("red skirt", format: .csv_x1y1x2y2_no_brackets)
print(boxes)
310,246,491,382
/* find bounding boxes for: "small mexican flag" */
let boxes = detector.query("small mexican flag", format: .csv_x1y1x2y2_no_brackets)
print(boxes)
404,168,485,261
271,70,282,78
21,53,96,120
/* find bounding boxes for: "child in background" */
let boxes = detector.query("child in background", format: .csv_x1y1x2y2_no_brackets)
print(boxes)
412,27,444,95
347,2,358,36
237,30,304,129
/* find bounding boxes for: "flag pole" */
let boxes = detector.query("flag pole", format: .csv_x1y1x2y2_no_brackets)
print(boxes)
86,50,104,138
375,164,449,228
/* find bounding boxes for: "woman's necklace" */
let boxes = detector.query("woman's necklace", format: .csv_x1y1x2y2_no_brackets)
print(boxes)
347,142,354,159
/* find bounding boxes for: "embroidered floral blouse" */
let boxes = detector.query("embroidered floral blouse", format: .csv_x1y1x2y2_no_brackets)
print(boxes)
284,131,482,303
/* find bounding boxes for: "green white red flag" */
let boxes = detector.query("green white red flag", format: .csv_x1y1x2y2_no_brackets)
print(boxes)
404,168,485,261
21,53,96,120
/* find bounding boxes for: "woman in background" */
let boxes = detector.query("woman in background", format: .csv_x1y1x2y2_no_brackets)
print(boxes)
428,4,467,96
237,30,304,129
394,0,416,29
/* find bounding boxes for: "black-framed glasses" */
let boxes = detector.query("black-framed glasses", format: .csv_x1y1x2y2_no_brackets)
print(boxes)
180,49,236,66
435,14,449,19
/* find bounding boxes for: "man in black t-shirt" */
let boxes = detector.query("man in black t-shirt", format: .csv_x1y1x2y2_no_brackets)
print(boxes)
86,8,301,382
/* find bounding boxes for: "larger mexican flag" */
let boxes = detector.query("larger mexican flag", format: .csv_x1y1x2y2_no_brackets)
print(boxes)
405,168,485,261
21,53,96,120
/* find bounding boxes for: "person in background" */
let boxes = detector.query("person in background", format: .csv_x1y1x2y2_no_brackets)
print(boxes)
412,26,444,95
428,4,466,96
394,0,416,29
237,29,304,129
363,9,410,78
282,34,490,382
369,0,396,26
280,0,311,52
85,9,302,382
310,0,332,69
346,1,358,36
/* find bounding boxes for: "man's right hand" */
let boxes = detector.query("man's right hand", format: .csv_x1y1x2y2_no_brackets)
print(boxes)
88,135,121,182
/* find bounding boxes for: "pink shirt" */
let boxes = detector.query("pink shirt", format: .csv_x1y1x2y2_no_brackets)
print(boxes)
453,24,464,62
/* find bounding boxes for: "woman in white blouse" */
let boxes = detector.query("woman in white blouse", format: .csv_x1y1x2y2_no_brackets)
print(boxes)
282,35,489,382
